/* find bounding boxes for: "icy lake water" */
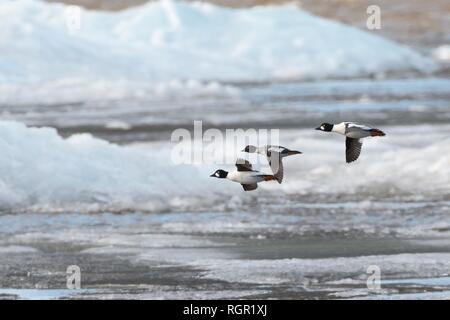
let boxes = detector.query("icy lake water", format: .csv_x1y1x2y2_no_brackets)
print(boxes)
0,0,449,300
0,76,449,300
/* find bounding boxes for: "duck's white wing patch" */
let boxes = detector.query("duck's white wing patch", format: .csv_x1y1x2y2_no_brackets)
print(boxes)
268,152,283,183
347,122,372,131
267,145,285,153
242,183,258,191
346,137,363,163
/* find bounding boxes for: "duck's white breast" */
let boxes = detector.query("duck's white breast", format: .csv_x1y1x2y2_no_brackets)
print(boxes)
332,122,347,135
227,171,264,184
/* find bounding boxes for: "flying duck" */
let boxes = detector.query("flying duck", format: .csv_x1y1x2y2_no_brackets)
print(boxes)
315,122,385,163
242,145,302,183
210,158,277,191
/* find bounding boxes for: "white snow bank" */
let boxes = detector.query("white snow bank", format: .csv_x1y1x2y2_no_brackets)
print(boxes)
0,121,448,213
0,0,436,104
0,121,233,212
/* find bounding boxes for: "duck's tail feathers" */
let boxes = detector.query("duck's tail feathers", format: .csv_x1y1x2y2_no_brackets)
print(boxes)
262,175,277,182
370,129,386,137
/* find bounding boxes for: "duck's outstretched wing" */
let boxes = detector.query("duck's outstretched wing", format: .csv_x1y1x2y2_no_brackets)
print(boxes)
235,158,253,172
346,138,362,163
267,152,283,183
242,183,258,191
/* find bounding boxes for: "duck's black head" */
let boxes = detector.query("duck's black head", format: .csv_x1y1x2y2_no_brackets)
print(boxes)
210,169,228,178
315,123,333,132
242,145,257,153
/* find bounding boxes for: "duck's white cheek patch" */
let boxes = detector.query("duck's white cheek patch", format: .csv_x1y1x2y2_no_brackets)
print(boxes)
215,173,220,177
321,126,325,130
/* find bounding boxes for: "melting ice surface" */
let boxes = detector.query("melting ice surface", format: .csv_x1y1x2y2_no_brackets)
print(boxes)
0,0,437,104
0,0,449,300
